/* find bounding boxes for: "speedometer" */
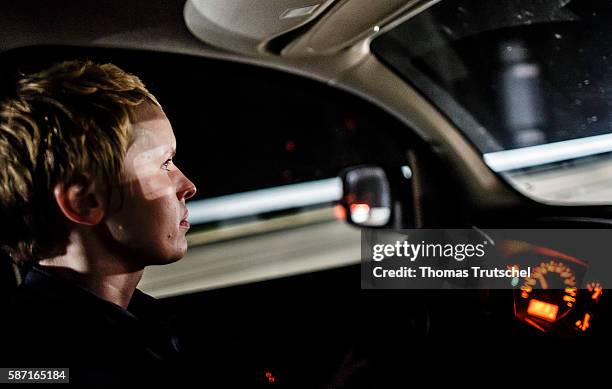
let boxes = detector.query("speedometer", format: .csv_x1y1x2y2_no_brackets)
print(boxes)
520,260,577,323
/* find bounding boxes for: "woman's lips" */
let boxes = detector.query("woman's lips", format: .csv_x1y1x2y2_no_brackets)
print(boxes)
180,209,190,229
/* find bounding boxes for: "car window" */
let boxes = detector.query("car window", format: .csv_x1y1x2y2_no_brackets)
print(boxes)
144,53,411,295
0,46,414,296
371,0,612,205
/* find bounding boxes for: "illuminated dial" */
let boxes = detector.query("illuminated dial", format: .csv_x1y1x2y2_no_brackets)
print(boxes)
505,242,603,336
586,282,603,302
520,260,577,322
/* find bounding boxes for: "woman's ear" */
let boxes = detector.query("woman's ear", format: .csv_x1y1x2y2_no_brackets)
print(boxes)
53,177,105,226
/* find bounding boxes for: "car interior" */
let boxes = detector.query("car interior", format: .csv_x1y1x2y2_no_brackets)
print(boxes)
1,0,611,386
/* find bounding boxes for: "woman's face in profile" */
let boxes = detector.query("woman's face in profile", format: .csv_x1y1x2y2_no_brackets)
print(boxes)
104,103,197,266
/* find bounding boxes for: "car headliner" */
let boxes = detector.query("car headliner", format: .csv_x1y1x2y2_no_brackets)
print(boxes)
0,0,521,211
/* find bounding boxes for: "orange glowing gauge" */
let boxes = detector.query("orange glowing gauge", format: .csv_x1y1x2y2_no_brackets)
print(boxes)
520,260,577,321
587,282,603,302
575,313,591,332
527,299,558,322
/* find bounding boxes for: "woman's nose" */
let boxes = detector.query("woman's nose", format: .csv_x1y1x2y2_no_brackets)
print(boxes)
182,182,197,200
176,170,197,200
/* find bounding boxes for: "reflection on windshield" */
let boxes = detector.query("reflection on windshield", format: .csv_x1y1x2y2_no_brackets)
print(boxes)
372,0,612,204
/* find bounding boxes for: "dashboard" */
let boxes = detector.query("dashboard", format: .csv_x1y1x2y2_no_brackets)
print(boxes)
498,240,604,336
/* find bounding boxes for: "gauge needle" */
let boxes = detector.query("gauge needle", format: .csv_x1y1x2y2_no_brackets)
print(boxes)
537,273,548,289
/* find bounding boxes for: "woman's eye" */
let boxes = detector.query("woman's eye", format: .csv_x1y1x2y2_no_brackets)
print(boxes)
162,158,173,171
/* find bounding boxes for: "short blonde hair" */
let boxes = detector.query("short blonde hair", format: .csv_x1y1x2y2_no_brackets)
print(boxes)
0,60,160,264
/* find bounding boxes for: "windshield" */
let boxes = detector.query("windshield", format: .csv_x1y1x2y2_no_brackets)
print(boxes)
372,0,612,205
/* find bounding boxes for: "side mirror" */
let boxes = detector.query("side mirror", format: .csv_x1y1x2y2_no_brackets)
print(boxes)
339,166,392,227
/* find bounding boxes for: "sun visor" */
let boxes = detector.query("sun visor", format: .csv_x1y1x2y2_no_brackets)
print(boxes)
281,0,425,56
184,0,335,54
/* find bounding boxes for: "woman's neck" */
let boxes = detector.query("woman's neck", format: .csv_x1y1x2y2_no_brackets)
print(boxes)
38,230,144,309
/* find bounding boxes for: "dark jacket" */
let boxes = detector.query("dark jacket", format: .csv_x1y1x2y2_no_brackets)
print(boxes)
1,266,183,386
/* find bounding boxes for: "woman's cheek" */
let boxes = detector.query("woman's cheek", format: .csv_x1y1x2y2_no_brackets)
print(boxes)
134,169,175,201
